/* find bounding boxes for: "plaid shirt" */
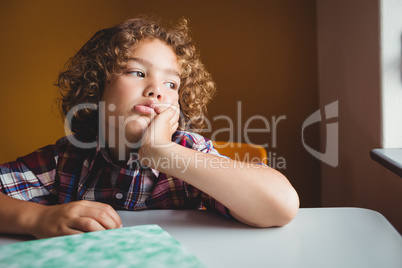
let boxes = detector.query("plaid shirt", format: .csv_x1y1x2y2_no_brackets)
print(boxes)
0,131,231,217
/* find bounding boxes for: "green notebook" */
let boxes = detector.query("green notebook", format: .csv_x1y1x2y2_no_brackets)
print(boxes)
0,225,205,268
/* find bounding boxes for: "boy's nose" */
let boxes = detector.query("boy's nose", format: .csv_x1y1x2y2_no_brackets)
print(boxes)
147,91,161,99
144,83,162,100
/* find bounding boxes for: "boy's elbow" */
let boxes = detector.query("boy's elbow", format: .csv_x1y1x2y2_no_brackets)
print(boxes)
232,174,300,228
273,190,299,227
260,185,300,228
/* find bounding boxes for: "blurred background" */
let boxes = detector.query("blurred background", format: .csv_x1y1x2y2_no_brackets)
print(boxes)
0,0,401,232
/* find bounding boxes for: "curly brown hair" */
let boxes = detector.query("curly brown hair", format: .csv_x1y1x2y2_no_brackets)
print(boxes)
57,16,216,137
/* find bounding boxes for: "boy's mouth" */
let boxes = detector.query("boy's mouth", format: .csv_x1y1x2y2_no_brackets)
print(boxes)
133,104,155,115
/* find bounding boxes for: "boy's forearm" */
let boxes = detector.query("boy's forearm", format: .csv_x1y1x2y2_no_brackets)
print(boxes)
0,193,43,236
150,143,299,227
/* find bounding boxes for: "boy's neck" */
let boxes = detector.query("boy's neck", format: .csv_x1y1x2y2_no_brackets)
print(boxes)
106,145,140,168
101,128,142,167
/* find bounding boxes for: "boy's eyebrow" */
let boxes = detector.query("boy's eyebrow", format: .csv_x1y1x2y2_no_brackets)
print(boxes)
128,57,181,78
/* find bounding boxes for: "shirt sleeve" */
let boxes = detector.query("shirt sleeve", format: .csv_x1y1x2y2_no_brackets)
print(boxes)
172,131,233,218
0,144,59,205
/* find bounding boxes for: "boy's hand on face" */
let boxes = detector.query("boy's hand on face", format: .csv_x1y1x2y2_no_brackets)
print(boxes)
151,102,180,141
138,102,180,166
31,200,122,239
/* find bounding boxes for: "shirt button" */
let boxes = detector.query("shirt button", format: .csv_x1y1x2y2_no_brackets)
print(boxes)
116,193,123,199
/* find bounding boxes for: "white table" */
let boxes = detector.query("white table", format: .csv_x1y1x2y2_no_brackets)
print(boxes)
371,148,402,177
1,207,401,268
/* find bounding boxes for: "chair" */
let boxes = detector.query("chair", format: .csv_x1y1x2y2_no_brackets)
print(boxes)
212,141,268,165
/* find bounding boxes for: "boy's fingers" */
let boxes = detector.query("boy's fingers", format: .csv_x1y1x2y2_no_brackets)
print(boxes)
75,201,122,229
172,122,179,132
170,111,179,124
69,217,107,233
172,101,180,112
152,102,180,117
75,207,118,230
152,103,170,114
167,103,180,120
62,228,83,236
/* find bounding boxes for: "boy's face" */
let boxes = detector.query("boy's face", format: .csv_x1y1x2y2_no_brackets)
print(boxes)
102,38,181,144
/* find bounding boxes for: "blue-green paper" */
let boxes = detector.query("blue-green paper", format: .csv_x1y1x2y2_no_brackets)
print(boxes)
0,225,205,268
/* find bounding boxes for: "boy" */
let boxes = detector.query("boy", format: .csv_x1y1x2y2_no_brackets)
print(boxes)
0,16,299,239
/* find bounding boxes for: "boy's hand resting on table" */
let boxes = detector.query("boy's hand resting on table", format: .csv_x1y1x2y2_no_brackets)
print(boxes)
30,200,122,239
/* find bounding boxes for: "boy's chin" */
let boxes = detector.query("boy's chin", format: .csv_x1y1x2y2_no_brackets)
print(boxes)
122,120,150,140
126,116,151,129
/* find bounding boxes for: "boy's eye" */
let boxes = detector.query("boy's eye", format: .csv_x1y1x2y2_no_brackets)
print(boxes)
129,71,145,77
164,82,178,90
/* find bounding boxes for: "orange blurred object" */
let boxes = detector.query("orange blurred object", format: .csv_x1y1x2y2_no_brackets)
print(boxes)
212,141,268,165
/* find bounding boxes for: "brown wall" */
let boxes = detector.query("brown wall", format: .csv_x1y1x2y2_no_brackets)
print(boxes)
0,0,320,207
317,0,402,233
